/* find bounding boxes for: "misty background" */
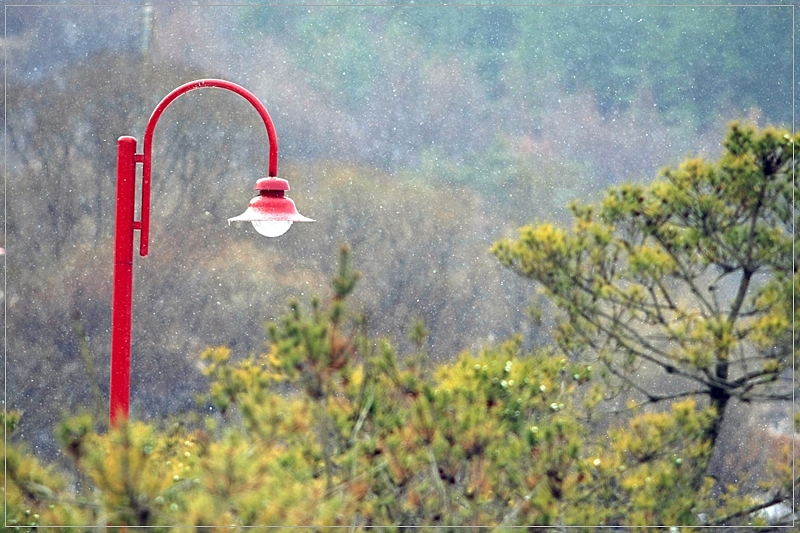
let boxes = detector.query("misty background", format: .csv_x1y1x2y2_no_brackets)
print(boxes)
2,1,793,470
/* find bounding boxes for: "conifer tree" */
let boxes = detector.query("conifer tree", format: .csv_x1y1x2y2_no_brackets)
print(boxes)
493,122,798,516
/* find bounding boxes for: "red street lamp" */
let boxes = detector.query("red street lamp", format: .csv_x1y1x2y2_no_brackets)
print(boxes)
228,177,314,237
110,79,313,426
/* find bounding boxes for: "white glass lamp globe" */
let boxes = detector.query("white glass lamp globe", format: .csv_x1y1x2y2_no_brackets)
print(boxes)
252,220,293,238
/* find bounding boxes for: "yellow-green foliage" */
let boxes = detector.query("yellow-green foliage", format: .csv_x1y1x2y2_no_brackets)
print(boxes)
493,122,796,428
3,411,93,531
489,123,797,528
3,243,785,530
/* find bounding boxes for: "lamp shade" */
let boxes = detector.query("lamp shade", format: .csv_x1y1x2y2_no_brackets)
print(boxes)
228,178,314,237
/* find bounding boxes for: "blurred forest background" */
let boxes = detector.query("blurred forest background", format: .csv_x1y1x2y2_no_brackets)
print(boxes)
1,0,793,488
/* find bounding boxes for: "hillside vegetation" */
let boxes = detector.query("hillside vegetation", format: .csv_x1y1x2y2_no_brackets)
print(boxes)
3,123,797,529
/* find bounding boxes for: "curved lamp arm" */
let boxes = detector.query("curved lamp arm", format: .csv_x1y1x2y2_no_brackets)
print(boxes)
139,79,278,256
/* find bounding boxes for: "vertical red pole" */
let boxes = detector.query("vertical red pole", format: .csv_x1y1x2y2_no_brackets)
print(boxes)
110,136,138,426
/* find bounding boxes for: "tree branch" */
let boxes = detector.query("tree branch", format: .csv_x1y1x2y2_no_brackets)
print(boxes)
707,483,795,526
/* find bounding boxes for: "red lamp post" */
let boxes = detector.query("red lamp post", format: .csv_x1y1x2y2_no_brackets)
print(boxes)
110,79,313,426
